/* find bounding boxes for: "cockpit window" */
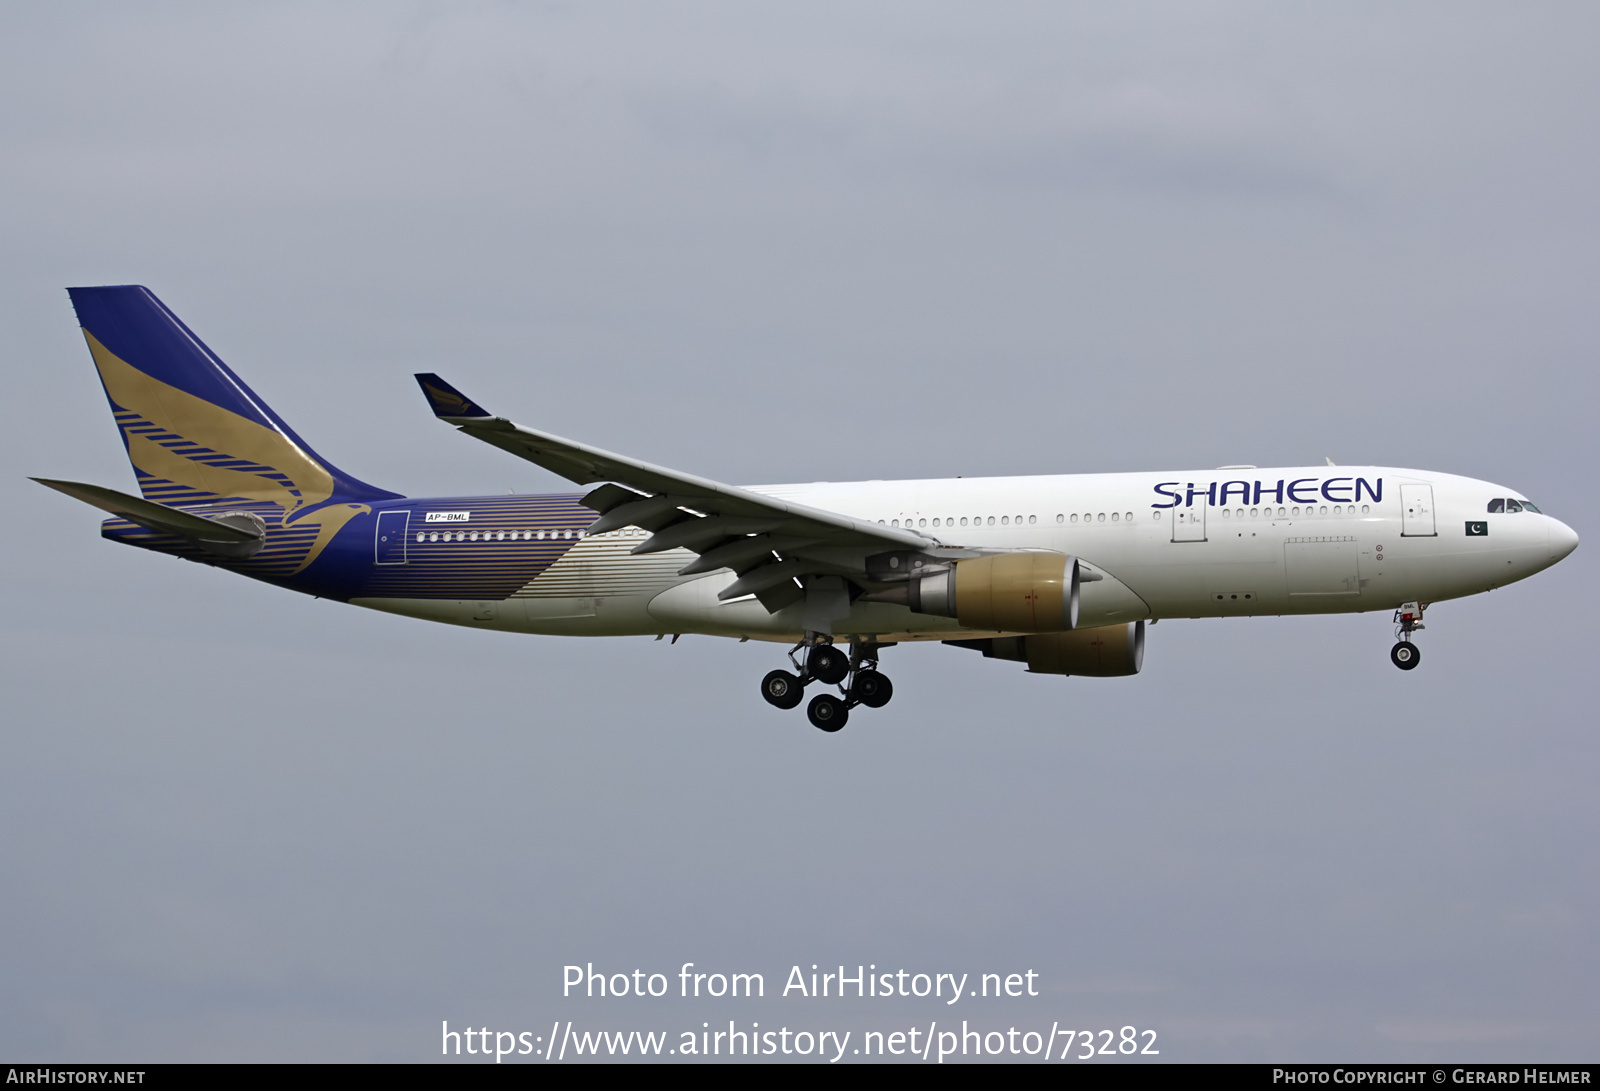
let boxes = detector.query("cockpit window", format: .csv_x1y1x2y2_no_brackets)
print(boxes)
1490,498,1543,514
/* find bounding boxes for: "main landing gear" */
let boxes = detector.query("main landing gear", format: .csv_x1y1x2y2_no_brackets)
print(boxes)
1390,601,1426,671
759,637,894,732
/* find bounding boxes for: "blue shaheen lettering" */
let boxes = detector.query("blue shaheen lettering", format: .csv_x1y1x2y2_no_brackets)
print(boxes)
1151,477,1383,508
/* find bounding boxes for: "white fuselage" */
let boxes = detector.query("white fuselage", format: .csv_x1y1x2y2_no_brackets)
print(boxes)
355,465,1578,643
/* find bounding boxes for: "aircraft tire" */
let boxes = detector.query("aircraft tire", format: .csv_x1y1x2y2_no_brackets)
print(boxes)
852,669,893,708
1390,642,1421,670
807,693,848,732
761,669,805,709
808,645,849,685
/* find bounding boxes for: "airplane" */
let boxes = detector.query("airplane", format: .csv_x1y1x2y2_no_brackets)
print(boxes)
35,285,1580,732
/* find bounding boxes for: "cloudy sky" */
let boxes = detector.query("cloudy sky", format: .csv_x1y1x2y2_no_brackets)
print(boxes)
3,2,1595,1062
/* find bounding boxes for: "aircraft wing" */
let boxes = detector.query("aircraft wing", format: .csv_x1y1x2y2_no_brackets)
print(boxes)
415,373,941,612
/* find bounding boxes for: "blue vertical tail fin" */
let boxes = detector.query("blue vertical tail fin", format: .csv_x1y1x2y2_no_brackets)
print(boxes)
67,285,400,514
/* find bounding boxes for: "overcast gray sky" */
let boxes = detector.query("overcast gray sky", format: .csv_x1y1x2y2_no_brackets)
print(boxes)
2,1,1596,1063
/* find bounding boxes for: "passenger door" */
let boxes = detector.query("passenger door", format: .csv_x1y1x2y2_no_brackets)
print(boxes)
1172,496,1208,542
374,510,410,564
1400,484,1436,537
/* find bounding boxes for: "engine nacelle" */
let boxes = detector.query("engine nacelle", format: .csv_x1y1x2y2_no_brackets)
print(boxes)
952,621,1145,676
908,552,1080,633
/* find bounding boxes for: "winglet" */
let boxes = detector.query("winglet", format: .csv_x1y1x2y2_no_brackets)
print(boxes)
415,373,494,420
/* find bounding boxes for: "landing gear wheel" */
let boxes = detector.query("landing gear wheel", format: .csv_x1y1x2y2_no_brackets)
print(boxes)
851,669,893,709
807,693,848,732
808,645,849,685
1390,642,1421,671
761,669,805,709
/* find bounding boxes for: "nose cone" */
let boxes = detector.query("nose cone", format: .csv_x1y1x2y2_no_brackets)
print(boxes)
1548,519,1580,562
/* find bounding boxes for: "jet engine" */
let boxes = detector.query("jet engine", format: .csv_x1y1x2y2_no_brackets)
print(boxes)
904,552,1080,633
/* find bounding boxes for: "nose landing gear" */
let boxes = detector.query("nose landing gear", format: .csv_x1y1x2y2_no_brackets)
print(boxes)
758,636,894,731
1390,602,1426,671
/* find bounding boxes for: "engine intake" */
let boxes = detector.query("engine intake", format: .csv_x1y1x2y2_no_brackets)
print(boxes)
908,552,1079,633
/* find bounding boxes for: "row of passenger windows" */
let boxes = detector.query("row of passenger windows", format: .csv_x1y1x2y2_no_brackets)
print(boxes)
414,527,658,543
417,529,577,543
1486,498,1541,513
879,505,1371,529
881,513,1141,528
885,514,1040,528
416,502,1381,544
1222,504,1369,519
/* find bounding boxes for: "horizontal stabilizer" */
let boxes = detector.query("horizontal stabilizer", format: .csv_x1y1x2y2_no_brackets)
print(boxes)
32,478,263,545
415,373,494,420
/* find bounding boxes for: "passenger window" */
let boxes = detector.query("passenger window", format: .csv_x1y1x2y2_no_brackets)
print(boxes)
1487,498,1504,513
